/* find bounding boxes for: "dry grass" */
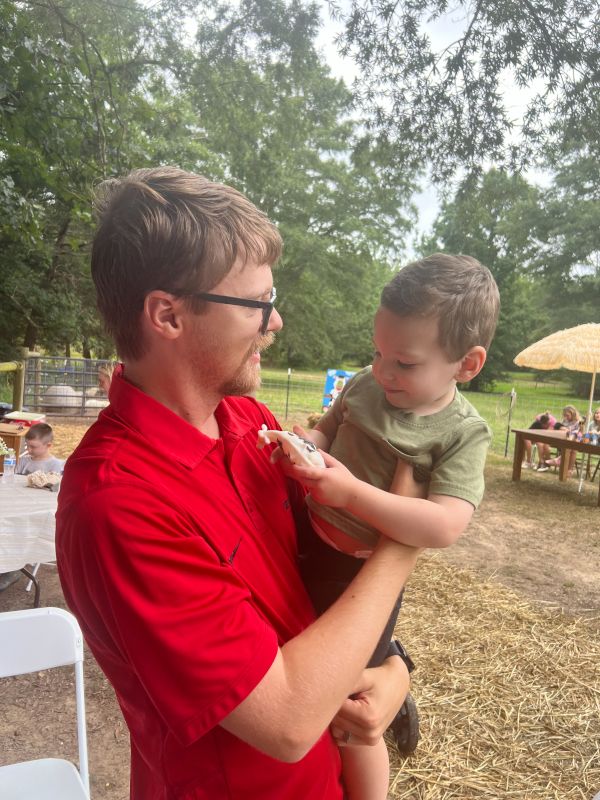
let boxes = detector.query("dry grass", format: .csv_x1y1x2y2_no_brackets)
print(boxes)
388,556,600,799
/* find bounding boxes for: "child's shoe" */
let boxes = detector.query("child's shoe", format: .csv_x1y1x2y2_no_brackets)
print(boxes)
391,692,419,756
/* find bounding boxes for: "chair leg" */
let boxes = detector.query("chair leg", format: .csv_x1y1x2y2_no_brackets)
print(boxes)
25,562,41,593
20,567,40,608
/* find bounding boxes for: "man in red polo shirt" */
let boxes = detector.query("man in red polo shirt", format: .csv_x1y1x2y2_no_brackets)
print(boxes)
56,167,420,800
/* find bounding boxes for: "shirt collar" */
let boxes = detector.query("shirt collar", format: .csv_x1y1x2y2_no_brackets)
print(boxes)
107,366,257,469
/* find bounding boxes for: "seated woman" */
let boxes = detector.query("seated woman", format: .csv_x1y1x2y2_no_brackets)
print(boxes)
590,407,600,433
522,411,557,470
545,405,581,475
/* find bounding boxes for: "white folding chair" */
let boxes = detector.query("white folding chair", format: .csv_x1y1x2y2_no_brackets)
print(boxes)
0,607,90,799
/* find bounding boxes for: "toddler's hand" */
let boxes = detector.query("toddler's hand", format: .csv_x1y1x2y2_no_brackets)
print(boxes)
285,450,357,508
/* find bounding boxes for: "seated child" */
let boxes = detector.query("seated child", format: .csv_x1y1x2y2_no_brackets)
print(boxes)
15,423,64,475
522,412,557,470
288,253,499,800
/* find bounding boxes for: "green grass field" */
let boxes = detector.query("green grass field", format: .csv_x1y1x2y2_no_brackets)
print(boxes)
257,368,594,456
2,361,594,458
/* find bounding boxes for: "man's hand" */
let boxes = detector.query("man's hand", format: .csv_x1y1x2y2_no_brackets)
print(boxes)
330,656,410,746
283,450,359,508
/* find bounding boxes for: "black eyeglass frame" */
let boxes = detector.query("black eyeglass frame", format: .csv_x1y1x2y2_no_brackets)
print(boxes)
187,287,277,335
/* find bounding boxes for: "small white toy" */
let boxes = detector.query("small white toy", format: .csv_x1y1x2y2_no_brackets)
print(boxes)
257,424,325,468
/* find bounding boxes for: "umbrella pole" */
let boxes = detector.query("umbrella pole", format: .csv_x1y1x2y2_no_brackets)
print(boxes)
578,368,597,494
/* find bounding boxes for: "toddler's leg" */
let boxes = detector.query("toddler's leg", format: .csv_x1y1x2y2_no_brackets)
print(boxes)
340,738,390,800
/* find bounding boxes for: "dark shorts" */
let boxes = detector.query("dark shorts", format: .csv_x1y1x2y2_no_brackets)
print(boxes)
298,526,403,667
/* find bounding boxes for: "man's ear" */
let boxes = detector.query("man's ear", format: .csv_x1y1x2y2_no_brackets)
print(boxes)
454,346,487,383
143,291,185,341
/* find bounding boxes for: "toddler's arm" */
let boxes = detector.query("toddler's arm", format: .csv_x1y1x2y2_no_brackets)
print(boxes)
289,452,474,548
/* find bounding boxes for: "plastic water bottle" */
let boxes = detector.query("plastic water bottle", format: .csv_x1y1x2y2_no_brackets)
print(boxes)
3,449,16,482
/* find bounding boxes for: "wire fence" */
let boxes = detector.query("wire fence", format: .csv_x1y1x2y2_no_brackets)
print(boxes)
14,357,596,460
21,356,113,418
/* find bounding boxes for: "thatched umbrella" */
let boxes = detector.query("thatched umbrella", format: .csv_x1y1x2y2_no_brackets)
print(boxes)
514,323,600,428
514,323,600,490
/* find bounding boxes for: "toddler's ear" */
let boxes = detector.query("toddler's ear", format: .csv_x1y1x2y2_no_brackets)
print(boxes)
455,346,486,383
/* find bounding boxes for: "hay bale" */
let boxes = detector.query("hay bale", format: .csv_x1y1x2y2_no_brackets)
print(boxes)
388,555,600,798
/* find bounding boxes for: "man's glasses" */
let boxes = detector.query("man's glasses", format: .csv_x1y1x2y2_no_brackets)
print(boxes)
189,287,277,335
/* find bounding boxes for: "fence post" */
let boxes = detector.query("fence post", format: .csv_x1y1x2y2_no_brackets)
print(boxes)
0,360,23,411
26,350,42,412
504,388,516,458
284,368,292,420
12,359,25,411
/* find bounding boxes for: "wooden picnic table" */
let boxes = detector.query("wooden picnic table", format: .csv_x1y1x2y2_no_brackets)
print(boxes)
511,428,600,506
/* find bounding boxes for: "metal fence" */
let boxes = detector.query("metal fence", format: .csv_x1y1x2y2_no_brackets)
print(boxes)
23,356,113,417
19,357,595,460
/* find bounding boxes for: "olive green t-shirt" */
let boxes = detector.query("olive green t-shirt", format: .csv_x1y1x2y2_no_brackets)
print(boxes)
306,367,492,548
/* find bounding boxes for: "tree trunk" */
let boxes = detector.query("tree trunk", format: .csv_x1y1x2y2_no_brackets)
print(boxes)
24,321,37,350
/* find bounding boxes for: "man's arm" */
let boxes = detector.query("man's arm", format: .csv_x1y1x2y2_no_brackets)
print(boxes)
220,536,419,761
287,451,474,548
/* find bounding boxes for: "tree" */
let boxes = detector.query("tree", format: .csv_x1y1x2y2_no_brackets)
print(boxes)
185,0,416,366
330,0,600,179
0,0,213,357
0,0,418,365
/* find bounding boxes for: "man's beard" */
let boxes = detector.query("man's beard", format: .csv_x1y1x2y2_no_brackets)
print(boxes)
219,331,275,397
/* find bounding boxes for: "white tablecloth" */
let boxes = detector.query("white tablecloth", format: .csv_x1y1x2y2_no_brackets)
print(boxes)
0,475,57,571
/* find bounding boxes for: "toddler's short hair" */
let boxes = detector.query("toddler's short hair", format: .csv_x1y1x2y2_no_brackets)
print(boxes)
380,253,500,360
25,423,54,445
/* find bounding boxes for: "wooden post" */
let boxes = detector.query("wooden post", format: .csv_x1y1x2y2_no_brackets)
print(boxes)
12,361,24,411
26,350,42,412
0,360,25,411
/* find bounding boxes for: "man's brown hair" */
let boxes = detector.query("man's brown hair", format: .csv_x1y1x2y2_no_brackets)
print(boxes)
380,253,500,360
91,167,283,360
25,423,54,445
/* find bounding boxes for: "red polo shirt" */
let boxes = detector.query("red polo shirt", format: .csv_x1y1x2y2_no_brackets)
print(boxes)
56,370,343,800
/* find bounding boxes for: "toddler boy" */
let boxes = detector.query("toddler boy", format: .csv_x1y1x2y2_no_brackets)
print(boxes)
290,253,500,800
15,423,64,475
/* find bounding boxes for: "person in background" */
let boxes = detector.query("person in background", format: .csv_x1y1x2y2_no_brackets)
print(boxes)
15,423,64,475
545,405,581,475
522,412,557,471
589,407,600,433
56,167,420,800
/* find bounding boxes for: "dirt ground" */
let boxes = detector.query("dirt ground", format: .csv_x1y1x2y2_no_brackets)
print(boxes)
1,422,599,799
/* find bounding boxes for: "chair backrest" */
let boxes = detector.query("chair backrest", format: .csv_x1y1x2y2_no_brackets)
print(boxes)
0,607,90,794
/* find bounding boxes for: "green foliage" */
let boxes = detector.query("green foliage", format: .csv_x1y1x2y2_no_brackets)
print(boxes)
1,0,597,373
0,0,415,365
331,0,600,179
186,0,414,366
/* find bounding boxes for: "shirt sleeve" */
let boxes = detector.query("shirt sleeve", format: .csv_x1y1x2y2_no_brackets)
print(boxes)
428,420,492,508
64,484,278,747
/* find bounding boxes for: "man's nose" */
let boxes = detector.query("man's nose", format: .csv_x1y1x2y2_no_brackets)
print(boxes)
269,307,283,332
